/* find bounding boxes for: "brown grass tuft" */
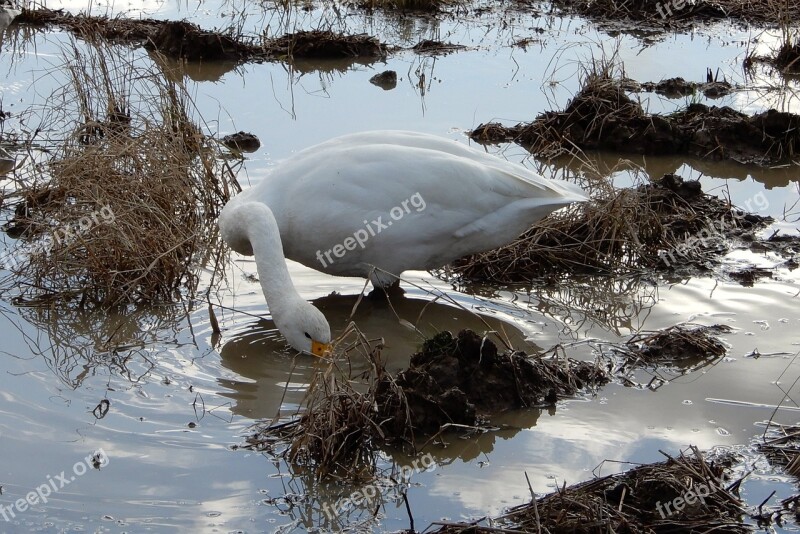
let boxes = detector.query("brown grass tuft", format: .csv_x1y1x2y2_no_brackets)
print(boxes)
1,41,237,306
452,174,770,283
434,446,747,533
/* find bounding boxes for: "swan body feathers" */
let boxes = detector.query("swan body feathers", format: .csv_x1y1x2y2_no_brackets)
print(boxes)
219,130,586,355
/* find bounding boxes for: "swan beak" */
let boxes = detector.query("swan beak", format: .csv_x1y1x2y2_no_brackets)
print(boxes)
311,340,331,357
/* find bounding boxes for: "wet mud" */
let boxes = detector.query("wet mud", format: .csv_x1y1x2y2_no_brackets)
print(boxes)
375,329,608,436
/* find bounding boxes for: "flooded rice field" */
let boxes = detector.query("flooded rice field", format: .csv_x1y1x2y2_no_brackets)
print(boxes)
0,0,799,532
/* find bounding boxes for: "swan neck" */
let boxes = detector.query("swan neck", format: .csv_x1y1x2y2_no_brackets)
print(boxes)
238,202,303,314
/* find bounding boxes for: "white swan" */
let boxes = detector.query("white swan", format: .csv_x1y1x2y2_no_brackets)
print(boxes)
219,130,586,356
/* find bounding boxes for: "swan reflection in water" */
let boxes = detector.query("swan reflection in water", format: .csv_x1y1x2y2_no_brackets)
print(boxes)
218,290,539,420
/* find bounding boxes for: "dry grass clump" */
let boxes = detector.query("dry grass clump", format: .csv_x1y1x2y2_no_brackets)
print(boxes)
0,42,237,306
434,446,747,533
246,326,392,480
452,173,767,282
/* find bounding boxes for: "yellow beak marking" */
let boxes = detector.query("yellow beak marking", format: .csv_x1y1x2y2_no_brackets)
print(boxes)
310,340,332,357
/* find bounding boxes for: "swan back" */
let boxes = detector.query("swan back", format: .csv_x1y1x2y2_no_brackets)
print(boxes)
232,132,585,278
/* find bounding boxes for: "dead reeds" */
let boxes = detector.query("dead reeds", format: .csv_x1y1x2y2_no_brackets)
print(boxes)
433,446,748,533
0,41,237,306
246,325,392,480
452,173,768,282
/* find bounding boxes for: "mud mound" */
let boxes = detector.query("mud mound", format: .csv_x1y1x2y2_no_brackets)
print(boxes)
434,446,747,533
775,42,800,73
751,232,800,266
146,20,248,61
264,30,386,60
470,76,800,166
375,329,608,436
622,324,731,367
453,174,771,282
16,9,388,64
220,131,261,153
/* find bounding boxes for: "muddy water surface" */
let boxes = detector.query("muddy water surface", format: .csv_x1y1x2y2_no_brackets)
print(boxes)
1,1,799,532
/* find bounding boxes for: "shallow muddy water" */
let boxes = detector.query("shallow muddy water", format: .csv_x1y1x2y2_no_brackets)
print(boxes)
1,1,800,533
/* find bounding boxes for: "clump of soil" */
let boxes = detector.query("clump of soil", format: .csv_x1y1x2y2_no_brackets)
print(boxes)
775,41,800,73
375,329,608,436
221,131,261,153
434,446,747,533
452,173,771,282
411,39,465,55
621,324,731,367
639,76,733,99
369,70,398,90
750,232,800,270
730,266,773,286
470,75,800,166
146,20,247,61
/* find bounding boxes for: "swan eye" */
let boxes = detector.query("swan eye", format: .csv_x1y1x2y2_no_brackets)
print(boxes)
303,332,312,339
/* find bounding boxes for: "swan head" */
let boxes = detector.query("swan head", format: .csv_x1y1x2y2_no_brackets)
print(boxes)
274,299,332,357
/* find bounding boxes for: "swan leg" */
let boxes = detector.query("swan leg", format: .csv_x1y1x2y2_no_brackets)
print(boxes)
367,280,404,300
368,269,398,289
